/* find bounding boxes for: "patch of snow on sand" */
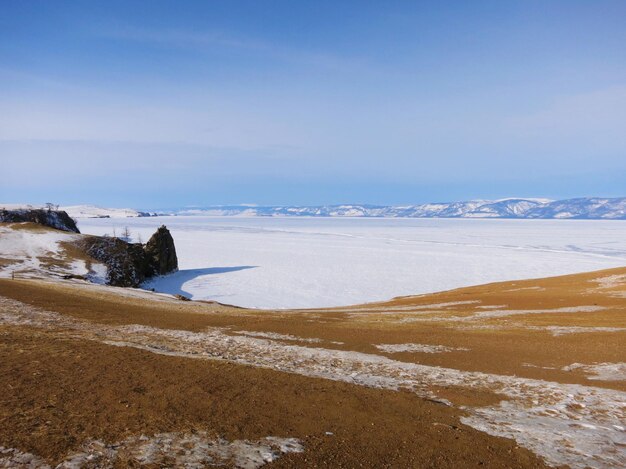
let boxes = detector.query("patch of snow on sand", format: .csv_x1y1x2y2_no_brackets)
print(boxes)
593,274,626,297
2,433,303,469
341,301,483,318
594,274,626,289
375,343,470,354
542,326,626,336
349,310,460,319
397,306,609,324
563,363,626,382
234,330,322,343
1,296,624,469
413,300,481,308
453,324,626,336
0,446,49,468
522,363,558,370
358,301,481,311
470,305,607,320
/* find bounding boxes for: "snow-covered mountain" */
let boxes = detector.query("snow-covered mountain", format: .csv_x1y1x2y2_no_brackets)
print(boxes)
524,198,626,220
172,197,626,219
4,198,625,220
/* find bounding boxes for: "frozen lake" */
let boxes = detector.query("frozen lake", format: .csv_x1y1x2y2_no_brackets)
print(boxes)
77,217,626,309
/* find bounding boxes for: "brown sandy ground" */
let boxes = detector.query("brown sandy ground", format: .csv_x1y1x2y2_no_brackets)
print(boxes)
0,326,544,468
0,264,625,467
2,267,624,392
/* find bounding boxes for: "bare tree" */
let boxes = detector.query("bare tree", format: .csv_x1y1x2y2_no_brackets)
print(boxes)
45,202,55,212
121,226,131,242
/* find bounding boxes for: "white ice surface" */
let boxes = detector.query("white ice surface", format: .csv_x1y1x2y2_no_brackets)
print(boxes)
76,217,626,309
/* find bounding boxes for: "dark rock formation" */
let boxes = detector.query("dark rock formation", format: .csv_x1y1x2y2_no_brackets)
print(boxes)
0,209,79,233
144,225,178,276
81,237,149,287
79,225,178,287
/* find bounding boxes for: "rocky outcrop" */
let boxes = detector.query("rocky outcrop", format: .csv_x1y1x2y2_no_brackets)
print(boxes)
0,209,79,233
81,237,150,287
80,225,178,287
144,225,178,276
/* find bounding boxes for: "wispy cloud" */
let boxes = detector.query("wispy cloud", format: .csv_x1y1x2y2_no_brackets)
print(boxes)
103,26,269,51
0,67,84,92
98,26,364,72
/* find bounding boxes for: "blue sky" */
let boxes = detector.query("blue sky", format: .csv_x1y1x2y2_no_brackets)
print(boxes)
1,0,625,208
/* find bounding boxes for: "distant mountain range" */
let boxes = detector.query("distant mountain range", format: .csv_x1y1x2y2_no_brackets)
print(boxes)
4,198,625,220
174,197,626,220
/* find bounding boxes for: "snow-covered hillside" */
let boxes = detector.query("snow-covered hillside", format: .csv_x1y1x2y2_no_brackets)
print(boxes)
61,205,155,218
0,204,153,219
0,224,107,283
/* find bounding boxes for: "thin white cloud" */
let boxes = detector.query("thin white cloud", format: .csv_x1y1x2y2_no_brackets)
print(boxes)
98,26,364,72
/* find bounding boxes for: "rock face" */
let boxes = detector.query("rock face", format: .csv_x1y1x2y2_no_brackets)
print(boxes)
144,225,178,276
82,237,149,287
0,209,79,233
80,225,178,287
